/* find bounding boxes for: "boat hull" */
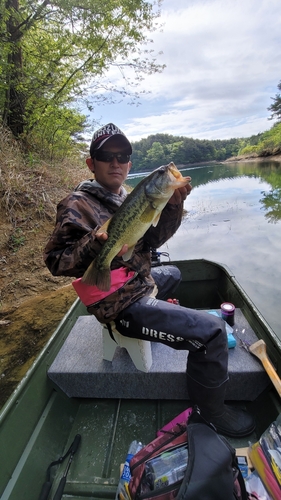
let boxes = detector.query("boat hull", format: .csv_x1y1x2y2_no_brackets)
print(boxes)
0,259,280,500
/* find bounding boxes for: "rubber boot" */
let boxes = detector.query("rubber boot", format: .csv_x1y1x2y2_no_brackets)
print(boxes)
187,376,255,438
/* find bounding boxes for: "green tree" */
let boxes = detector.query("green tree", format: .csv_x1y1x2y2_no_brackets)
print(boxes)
145,141,166,167
268,80,281,122
166,141,186,164
0,0,163,149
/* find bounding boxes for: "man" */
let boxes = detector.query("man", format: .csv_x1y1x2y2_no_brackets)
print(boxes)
44,123,255,438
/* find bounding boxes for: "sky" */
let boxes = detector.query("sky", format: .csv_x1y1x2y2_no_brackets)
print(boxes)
89,0,281,144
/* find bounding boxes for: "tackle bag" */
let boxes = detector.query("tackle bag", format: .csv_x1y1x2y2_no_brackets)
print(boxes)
128,407,248,500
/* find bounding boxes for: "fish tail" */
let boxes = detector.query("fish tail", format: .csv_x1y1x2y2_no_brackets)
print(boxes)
82,262,111,291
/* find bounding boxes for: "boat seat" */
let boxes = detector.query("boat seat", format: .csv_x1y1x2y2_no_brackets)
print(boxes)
47,308,271,401
102,323,152,372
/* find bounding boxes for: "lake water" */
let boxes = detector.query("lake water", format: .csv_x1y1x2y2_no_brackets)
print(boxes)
127,161,281,340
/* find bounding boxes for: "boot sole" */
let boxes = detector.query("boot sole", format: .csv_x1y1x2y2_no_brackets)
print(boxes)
214,422,256,438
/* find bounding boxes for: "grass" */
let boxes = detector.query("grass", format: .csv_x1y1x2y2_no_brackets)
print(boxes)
0,124,94,302
0,124,89,232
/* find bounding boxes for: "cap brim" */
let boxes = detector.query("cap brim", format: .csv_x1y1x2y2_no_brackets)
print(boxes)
95,135,132,154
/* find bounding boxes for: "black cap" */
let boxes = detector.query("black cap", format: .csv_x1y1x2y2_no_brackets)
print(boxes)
90,123,132,157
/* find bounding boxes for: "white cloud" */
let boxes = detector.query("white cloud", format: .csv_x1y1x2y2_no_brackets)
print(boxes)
125,111,269,142
90,0,281,142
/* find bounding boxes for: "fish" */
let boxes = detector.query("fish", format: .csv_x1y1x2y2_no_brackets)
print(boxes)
82,162,191,291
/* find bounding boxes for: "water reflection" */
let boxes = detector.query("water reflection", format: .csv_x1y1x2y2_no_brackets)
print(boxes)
261,187,281,224
127,161,281,339
128,162,281,223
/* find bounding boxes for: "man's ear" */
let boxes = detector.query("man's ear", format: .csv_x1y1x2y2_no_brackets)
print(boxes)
128,160,132,173
86,157,95,172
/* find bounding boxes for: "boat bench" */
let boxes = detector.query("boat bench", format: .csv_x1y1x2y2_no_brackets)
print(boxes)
48,309,270,401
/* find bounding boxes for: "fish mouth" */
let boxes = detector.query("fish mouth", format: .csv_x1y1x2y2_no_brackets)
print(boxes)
167,162,190,184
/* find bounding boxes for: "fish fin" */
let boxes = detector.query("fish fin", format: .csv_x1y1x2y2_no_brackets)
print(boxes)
122,245,135,261
96,218,111,234
139,205,157,224
82,262,111,291
152,212,161,227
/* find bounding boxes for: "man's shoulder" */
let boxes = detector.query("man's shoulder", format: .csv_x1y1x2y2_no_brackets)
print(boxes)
57,189,91,207
56,188,102,222
74,179,96,192
59,181,99,204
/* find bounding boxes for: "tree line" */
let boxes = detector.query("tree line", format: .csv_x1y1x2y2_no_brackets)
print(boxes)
130,134,243,172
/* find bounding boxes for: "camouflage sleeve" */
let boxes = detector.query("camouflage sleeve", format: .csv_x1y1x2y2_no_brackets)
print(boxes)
43,192,105,277
144,202,183,248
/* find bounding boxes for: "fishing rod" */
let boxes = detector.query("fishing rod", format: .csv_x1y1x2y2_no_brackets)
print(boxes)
38,433,81,500
53,433,81,500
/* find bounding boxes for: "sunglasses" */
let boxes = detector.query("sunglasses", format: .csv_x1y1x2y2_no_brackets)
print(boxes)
94,151,130,164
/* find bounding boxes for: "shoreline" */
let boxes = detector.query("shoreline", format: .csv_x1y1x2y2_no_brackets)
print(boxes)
129,155,281,175
221,153,281,163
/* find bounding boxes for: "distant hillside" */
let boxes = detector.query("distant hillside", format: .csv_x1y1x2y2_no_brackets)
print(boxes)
130,134,243,172
239,122,281,158
129,123,281,172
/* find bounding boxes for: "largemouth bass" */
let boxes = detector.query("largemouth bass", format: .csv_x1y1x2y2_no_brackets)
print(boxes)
82,162,190,291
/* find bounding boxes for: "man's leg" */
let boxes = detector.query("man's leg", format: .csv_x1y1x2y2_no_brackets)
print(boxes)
151,265,181,300
114,295,255,437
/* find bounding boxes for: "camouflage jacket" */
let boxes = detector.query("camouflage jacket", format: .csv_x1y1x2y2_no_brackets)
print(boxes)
44,179,183,322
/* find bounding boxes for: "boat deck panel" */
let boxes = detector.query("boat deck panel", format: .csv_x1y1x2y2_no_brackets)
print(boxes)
32,397,258,500
48,309,270,401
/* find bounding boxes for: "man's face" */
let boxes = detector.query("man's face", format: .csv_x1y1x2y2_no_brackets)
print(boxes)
86,138,131,194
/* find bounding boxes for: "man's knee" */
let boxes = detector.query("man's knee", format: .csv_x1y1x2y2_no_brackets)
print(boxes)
151,265,181,300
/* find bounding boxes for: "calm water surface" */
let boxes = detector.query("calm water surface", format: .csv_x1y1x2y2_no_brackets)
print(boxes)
127,161,281,340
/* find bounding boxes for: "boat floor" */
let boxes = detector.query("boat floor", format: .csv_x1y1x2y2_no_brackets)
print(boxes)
7,389,279,500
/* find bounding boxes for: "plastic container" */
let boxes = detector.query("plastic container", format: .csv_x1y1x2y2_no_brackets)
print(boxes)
141,444,188,493
115,440,143,500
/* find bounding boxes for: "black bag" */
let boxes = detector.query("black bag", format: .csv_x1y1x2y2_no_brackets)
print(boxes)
129,407,248,500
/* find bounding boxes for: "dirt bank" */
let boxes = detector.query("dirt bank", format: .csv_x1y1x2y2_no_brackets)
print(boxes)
0,284,77,408
0,213,77,407
222,153,281,163
0,177,80,408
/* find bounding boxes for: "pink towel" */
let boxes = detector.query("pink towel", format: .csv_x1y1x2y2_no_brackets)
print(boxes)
72,267,136,306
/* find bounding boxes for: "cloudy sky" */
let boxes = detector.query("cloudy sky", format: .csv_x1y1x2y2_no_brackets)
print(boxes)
92,0,281,143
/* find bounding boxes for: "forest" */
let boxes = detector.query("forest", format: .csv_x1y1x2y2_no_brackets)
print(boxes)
130,135,242,172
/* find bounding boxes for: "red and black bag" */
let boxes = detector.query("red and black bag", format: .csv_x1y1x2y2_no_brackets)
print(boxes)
128,407,248,500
